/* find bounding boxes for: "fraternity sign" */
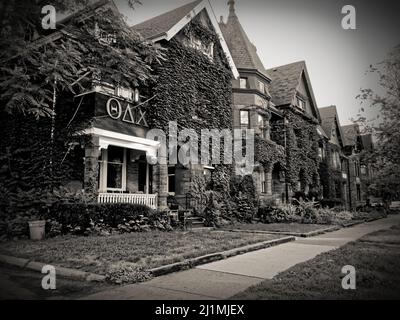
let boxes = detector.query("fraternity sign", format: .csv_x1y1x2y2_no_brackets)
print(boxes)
106,97,148,127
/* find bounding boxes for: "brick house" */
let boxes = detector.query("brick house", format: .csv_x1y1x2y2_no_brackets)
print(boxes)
219,0,286,206
86,0,239,210
2,0,375,214
342,124,374,208
319,105,350,208
266,61,322,200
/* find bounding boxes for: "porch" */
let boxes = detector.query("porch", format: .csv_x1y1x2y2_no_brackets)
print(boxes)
84,128,165,210
98,193,158,209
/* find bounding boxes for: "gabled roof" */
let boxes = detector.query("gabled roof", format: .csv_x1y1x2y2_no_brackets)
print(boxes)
319,105,345,146
341,124,360,147
266,61,320,121
132,0,239,78
132,0,202,40
219,1,270,80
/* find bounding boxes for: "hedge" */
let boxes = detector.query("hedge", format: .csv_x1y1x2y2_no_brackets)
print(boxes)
48,203,171,235
0,203,172,240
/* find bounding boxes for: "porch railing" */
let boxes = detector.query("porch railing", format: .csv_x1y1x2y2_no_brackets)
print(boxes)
98,193,158,209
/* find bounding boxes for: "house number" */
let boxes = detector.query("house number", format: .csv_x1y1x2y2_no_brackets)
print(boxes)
106,97,148,127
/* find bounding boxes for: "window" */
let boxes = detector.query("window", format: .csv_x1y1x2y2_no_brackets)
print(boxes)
188,35,214,60
258,115,269,139
260,170,266,193
356,184,361,201
168,165,176,194
94,22,117,45
332,150,341,170
240,78,248,89
296,96,305,110
240,110,250,128
335,181,342,199
360,165,367,175
257,80,265,94
115,87,139,102
98,146,127,192
354,161,361,177
318,144,325,161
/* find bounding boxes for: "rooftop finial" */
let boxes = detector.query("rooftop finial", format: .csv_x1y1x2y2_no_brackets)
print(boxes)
228,0,235,16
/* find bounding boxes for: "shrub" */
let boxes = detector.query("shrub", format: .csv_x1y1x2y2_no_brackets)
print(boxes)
259,204,301,223
47,203,171,236
257,206,274,223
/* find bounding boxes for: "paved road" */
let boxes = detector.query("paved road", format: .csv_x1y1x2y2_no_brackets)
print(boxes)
83,215,400,300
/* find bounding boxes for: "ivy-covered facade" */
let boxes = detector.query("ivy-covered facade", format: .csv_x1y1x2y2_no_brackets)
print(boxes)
0,0,375,221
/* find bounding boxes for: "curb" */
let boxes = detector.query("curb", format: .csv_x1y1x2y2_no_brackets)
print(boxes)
365,216,387,223
341,220,365,228
225,225,340,238
0,254,105,282
148,236,295,277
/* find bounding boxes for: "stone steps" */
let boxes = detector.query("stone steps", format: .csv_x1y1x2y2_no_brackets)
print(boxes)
185,215,205,229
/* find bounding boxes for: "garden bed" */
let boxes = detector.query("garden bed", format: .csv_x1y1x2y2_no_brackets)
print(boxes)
0,230,282,283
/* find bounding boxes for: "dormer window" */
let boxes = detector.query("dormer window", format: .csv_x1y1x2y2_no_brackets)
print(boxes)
296,96,306,110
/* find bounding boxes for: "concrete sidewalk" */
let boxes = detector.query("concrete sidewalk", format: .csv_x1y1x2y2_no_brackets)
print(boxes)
82,215,400,300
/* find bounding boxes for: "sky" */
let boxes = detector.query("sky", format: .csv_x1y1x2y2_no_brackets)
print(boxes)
111,0,400,125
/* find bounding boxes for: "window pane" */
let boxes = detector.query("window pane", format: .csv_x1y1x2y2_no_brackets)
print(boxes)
258,81,264,93
240,78,247,89
168,175,176,193
240,110,249,125
108,146,123,163
107,163,122,189
168,166,176,175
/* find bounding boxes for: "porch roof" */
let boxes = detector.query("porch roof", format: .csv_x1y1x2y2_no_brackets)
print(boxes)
84,127,160,159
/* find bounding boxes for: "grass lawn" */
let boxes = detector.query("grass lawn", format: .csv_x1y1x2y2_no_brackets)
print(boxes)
224,222,331,234
231,224,400,300
0,230,281,276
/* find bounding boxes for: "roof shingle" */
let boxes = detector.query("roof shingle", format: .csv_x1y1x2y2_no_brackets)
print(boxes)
132,0,202,40
219,7,270,79
266,61,306,106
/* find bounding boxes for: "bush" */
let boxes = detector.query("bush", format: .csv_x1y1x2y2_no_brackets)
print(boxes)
47,203,171,236
259,204,302,223
257,206,274,223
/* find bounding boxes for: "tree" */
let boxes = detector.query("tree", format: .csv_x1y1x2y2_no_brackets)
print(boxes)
355,45,400,201
0,1,166,220
0,0,165,117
